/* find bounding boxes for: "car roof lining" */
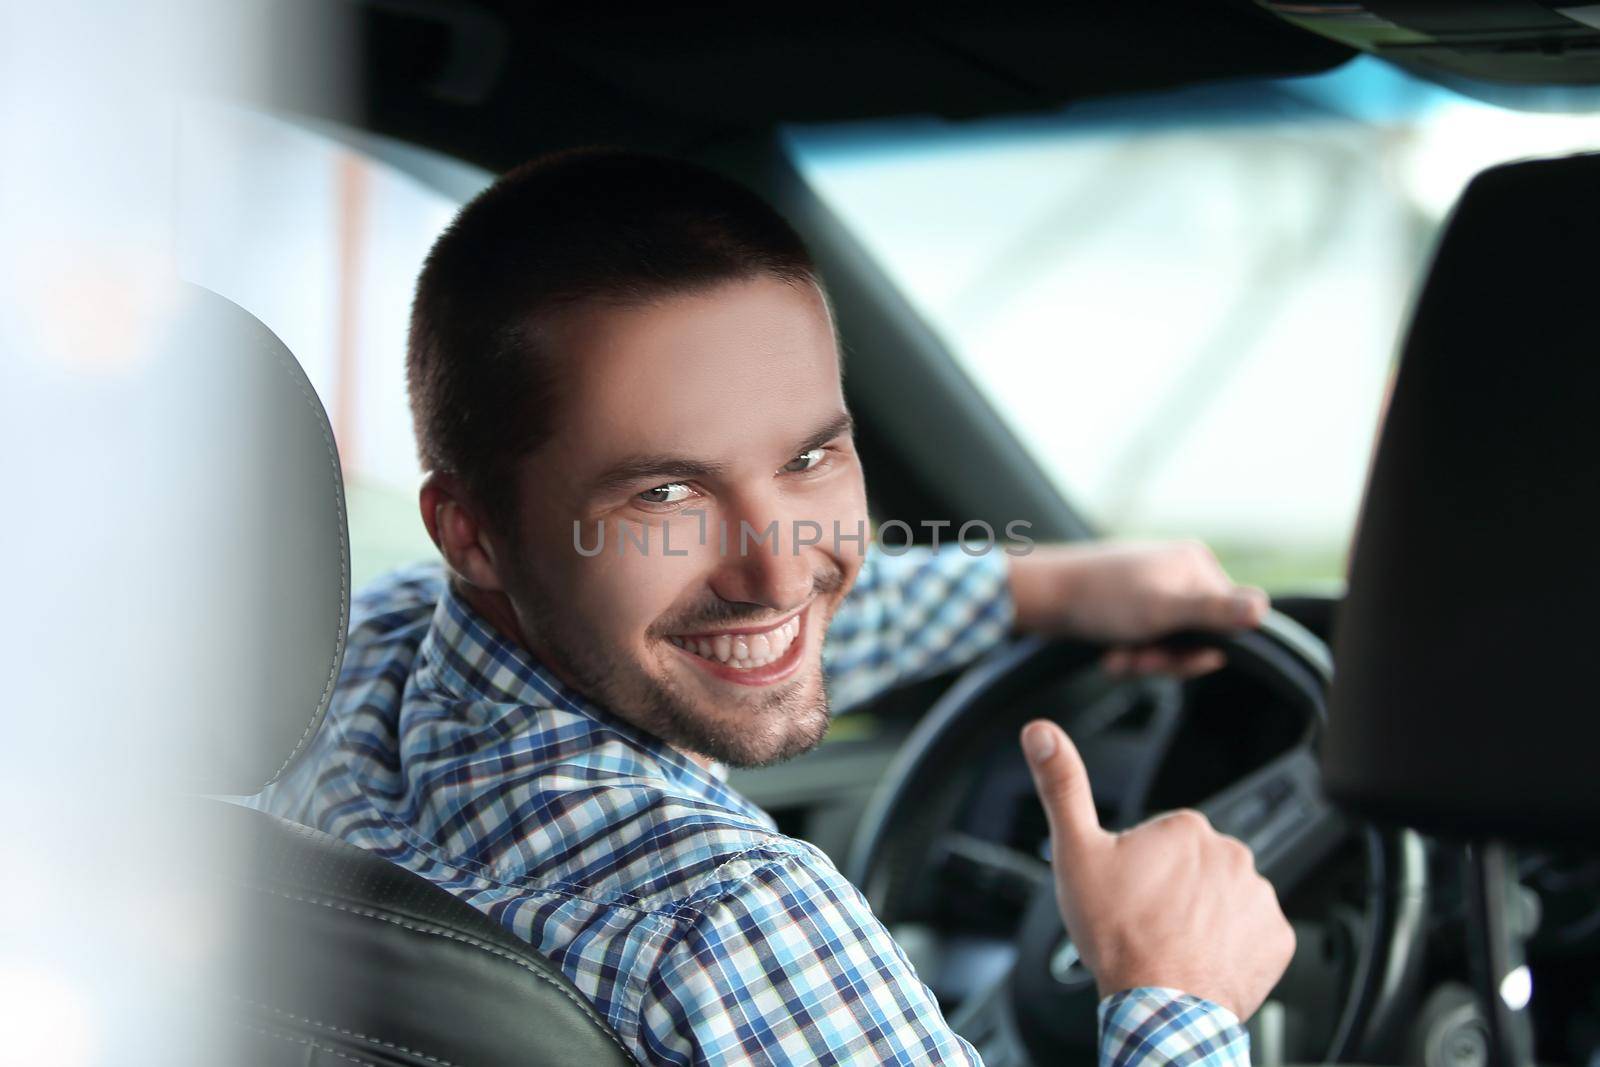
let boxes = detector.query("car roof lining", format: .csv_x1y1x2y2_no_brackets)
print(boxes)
258,1,1353,174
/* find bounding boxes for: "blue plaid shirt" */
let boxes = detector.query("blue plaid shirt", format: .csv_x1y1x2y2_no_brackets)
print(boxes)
257,546,1248,1065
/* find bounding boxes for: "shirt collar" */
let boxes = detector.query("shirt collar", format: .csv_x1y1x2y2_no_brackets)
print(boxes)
415,578,761,815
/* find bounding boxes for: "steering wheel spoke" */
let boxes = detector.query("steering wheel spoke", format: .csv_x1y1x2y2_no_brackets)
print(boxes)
934,831,1054,908
1198,744,1348,895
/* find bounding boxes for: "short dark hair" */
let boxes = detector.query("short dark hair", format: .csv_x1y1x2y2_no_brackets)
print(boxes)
407,147,821,529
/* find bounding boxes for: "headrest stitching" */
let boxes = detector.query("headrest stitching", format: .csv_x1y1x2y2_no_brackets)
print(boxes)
257,332,351,786
246,884,640,1063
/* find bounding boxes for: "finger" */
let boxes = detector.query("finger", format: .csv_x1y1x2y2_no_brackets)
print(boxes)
1020,720,1108,858
1101,647,1134,676
1163,648,1227,678
1235,586,1270,627
1219,833,1256,871
1123,646,1224,677
1130,646,1172,674
1149,807,1212,834
1173,587,1269,632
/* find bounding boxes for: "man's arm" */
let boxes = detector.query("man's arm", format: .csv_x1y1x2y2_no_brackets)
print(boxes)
826,538,1269,713
634,840,1256,1066
637,842,981,1065
1007,541,1269,677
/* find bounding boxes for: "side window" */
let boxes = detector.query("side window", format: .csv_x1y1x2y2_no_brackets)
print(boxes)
177,103,486,585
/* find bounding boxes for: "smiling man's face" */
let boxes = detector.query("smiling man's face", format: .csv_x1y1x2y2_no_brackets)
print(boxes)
492,274,869,766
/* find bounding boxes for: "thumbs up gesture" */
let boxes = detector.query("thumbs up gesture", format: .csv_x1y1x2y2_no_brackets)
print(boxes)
1020,720,1296,1022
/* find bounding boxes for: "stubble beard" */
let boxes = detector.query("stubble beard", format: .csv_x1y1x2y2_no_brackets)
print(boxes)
515,569,845,769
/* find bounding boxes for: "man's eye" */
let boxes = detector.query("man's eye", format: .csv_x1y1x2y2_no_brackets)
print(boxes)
638,483,694,505
783,448,825,474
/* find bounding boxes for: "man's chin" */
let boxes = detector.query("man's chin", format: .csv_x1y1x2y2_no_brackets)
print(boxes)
655,670,832,769
700,714,830,770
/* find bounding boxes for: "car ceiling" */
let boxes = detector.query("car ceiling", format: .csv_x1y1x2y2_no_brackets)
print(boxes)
258,1,1600,179
270,1,1353,173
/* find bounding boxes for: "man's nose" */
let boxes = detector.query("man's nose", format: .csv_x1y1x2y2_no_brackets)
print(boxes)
709,501,816,611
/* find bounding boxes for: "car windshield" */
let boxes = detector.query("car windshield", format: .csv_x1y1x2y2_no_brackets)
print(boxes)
788,56,1600,590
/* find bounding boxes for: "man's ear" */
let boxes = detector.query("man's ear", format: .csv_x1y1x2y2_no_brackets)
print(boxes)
419,471,506,593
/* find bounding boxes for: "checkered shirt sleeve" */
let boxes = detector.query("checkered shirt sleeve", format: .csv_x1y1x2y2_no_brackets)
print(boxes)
632,842,1251,1066
1098,987,1250,1067
824,544,1016,713
638,843,981,1065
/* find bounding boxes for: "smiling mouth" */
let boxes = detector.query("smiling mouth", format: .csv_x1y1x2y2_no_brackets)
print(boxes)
668,610,802,669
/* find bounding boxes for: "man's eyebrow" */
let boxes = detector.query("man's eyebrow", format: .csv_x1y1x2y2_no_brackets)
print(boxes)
586,411,855,498
588,455,732,496
796,411,856,455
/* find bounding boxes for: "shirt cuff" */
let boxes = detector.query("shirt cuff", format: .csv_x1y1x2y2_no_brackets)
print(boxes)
1097,987,1249,1067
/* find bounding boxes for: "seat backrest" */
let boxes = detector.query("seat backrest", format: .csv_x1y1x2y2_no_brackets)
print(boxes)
1324,151,1600,843
205,802,635,1066
178,284,633,1064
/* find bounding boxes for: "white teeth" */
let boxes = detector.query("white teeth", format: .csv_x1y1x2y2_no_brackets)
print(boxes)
671,614,802,669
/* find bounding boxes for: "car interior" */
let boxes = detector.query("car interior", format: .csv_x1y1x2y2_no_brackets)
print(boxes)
12,3,1600,1066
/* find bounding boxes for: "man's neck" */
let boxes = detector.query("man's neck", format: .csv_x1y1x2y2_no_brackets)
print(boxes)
450,574,531,654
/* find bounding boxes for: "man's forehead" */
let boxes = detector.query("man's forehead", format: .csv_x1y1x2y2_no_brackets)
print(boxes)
536,276,845,480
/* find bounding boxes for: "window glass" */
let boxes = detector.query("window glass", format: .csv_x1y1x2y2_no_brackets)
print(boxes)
177,103,485,585
789,57,1600,590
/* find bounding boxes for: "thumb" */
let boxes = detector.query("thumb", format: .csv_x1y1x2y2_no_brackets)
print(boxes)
1021,720,1107,859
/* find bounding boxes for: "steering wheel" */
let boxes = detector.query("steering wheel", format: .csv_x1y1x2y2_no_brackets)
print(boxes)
845,613,1427,1066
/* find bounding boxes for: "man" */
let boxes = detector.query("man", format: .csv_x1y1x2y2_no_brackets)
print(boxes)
260,148,1294,1064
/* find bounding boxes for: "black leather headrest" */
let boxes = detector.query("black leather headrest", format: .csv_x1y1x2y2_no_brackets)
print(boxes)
1323,151,1600,843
